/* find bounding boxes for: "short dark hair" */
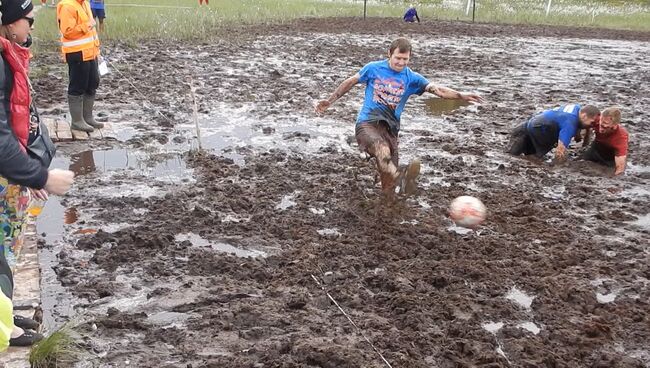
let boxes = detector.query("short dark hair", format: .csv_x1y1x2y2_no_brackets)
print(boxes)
579,105,600,118
389,37,412,56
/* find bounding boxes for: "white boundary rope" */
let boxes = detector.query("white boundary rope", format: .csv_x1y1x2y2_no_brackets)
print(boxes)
310,274,393,368
105,59,179,127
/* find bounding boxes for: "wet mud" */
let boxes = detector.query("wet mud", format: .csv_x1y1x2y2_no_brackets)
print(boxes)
31,18,649,367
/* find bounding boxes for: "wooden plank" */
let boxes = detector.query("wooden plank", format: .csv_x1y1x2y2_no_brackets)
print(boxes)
54,119,73,142
71,128,90,140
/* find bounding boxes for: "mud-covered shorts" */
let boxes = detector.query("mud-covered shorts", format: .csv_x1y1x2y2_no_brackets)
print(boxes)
355,121,399,167
506,116,558,158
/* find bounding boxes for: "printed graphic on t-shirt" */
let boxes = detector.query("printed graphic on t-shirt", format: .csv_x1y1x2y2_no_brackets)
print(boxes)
372,78,405,111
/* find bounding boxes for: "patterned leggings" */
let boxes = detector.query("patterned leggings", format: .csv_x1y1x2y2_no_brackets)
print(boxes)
0,177,32,277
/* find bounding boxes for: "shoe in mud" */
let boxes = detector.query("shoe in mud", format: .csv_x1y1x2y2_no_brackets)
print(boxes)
399,158,420,196
13,315,39,330
10,330,44,347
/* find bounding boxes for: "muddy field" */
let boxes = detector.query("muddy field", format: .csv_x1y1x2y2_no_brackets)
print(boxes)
31,18,649,367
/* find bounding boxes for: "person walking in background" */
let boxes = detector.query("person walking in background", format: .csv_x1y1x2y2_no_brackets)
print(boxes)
89,0,105,33
403,6,420,23
57,0,103,133
0,0,75,348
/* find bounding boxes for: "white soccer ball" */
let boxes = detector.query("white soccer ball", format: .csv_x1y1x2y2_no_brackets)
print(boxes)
449,196,487,228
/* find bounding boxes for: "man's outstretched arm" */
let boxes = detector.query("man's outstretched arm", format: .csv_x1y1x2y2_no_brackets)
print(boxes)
424,83,484,103
614,155,627,176
316,74,360,113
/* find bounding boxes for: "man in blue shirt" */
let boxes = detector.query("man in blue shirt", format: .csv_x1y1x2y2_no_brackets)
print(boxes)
316,38,482,196
506,104,599,162
90,0,105,33
403,7,420,23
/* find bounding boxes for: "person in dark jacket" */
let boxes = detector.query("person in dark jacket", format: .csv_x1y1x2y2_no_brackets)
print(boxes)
0,0,75,348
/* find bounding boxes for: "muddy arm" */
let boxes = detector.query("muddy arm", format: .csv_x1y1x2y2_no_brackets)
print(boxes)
554,141,568,163
316,74,360,113
425,83,483,103
614,155,627,176
326,74,360,104
581,127,591,147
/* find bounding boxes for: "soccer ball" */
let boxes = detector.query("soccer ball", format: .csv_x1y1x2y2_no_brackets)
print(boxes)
449,196,487,228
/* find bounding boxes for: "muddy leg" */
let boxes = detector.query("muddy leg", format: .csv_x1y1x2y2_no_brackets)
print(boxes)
369,142,398,195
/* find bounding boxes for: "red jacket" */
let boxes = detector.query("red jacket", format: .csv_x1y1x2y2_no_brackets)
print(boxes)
0,38,47,189
0,37,31,149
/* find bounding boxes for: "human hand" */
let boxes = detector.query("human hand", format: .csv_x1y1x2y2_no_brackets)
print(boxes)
315,100,331,114
44,169,75,196
28,188,49,201
460,92,484,104
554,142,567,163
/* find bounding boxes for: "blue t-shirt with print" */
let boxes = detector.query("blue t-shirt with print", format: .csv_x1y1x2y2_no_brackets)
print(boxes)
539,103,581,146
356,60,429,135
90,0,105,10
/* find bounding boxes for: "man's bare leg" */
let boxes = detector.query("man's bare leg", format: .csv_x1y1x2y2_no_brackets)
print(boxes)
368,142,398,195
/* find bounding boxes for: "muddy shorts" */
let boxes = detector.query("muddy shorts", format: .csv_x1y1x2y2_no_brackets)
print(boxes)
582,142,615,167
355,121,399,167
507,116,558,158
92,8,106,19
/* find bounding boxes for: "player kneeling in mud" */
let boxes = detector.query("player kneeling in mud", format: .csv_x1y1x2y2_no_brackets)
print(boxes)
315,37,483,196
580,107,629,176
507,103,600,163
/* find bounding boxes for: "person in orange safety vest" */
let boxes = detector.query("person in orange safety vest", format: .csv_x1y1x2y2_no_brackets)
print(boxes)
56,0,103,133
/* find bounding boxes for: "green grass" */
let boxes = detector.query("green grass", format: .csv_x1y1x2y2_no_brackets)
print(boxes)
29,327,84,368
32,0,649,49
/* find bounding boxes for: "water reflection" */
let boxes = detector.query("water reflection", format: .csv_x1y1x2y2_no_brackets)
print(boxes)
424,98,470,115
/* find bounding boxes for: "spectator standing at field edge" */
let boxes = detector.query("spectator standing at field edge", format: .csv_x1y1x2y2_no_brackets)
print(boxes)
89,0,105,33
57,0,104,133
0,0,75,349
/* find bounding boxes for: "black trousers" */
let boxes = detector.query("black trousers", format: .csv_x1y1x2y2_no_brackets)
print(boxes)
66,51,100,97
506,116,558,158
582,142,616,167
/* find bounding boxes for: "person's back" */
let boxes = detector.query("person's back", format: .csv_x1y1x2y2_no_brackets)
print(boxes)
540,104,581,147
403,7,419,23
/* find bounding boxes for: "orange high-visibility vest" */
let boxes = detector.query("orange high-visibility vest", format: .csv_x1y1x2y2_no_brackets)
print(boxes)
56,0,100,61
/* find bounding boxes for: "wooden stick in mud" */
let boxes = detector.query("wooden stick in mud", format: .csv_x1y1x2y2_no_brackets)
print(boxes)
310,274,393,368
189,78,202,151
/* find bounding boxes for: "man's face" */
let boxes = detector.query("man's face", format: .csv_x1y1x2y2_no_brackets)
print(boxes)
388,50,410,72
598,115,618,134
579,112,596,129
